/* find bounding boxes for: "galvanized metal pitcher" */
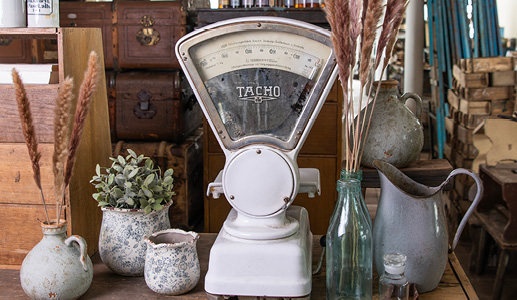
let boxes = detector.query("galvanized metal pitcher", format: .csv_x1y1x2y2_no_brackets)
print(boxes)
372,160,483,293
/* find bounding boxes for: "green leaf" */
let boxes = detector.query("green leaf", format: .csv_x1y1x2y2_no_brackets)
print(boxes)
164,169,174,177
152,202,162,211
114,174,126,186
144,205,152,214
118,155,126,166
108,174,115,186
145,158,153,169
98,201,109,207
143,174,154,187
127,148,137,157
112,187,124,199
140,198,149,208
143,188,153,198
96,164,101,176
127,167,139,179
124,181,132,188
126,197,134,206
163,176,174,186
152,185,163,193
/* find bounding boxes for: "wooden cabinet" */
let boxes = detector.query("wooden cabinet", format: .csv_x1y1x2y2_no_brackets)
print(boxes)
0,28,112,265
203,80,342,235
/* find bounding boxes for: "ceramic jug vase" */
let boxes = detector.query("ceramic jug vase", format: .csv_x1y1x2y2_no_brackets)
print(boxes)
372,160,483,293
359,80,424,168
20,220,93,299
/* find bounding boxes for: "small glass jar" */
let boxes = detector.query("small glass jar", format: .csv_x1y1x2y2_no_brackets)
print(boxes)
379,253,410,300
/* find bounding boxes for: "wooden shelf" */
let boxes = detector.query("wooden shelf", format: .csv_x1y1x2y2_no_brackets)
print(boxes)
0,27,59,39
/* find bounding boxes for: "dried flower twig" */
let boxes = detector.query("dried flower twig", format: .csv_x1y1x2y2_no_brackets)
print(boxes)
12,69,50,225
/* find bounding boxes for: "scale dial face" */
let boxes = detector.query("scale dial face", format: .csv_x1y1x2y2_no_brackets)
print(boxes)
177,17,336,151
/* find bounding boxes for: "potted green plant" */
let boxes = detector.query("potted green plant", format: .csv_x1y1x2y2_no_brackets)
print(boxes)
90,149,174,276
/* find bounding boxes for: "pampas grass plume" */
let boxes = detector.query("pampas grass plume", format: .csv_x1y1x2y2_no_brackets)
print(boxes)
12,69,50,224
64,51,100,188
53,76,74,221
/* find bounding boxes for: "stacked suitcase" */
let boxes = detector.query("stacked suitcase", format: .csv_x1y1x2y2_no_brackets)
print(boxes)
60,1,204,230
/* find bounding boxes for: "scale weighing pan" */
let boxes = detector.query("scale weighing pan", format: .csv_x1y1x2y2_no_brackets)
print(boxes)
176,17,337,298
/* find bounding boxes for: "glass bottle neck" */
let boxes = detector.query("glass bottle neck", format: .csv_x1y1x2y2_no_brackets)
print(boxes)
336,177,362,193
340,169,363,181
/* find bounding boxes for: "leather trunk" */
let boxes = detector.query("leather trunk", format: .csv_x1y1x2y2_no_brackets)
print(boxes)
113,71,202,142
116,1,186,69
60,2,115,68
112,128,204,230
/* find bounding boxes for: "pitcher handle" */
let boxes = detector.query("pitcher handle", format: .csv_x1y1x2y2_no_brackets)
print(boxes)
65,235,90,272
400,92,423,120
441,168,484,251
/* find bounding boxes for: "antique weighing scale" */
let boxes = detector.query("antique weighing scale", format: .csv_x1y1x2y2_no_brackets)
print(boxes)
176,17,337,298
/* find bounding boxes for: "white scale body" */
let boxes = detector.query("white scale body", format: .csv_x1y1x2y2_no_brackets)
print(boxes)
176,17,337,298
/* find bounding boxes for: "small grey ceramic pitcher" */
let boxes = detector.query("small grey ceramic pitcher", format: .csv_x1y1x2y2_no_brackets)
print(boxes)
144,229,200,295
372,160,483,293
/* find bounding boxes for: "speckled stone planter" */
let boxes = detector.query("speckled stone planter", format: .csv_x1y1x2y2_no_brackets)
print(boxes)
144,229,200,295
98,201,172,276
20,220,93,300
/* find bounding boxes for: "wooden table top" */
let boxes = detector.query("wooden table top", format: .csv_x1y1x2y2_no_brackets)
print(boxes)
1,233,477,299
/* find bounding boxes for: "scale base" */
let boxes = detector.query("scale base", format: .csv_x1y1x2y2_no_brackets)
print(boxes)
204,206,313,298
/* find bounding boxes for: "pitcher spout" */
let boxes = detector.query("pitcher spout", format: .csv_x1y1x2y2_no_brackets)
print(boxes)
373,160,443,199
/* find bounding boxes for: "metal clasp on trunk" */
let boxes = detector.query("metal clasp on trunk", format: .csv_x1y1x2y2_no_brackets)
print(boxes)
134,89,157,119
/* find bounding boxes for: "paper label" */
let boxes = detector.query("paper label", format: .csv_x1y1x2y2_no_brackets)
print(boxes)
27,0,53,15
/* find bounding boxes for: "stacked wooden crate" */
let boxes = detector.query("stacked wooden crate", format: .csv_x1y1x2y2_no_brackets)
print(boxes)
446,57,515,203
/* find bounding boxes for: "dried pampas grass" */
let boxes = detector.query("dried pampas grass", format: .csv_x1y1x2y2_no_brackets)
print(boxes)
64,51,100,188
12,69,50,225
324,0,409,171
13,51,100,224
53,77,74,222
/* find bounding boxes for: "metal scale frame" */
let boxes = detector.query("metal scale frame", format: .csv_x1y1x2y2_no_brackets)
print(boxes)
176,17,337,298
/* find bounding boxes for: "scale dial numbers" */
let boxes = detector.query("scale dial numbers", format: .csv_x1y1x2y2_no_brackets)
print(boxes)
188,30,331,82
195,44,322,81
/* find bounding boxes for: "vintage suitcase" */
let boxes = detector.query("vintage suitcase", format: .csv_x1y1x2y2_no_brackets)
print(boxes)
116,1,187,69
60,2,115,68
113,70,202,142
112,128,204,230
